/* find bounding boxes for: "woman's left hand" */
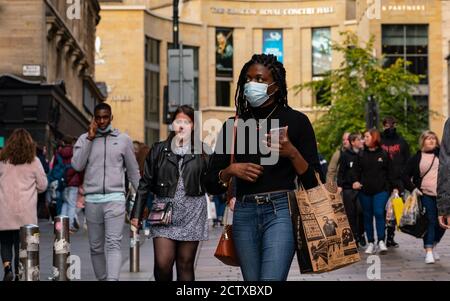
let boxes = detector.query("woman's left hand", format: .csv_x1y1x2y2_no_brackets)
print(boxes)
264,126,299,160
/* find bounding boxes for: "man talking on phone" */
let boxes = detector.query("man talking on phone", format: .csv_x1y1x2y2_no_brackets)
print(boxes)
72,102,140,281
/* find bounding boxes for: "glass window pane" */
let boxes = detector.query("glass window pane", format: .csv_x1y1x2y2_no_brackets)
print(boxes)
406,25,428,38
312,27,331,77
406,56,428,84
216,81,230,107
382,44,404,55
383,56,403,68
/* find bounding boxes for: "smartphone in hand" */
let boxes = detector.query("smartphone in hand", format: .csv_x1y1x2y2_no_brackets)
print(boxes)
269,126,287,144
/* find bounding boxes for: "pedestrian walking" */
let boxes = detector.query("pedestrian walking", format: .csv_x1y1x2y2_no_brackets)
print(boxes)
381,116,410,248
131,105,210,281
352,129,392,254
403,131,446,263
72,102,140,281
337,132,366,247
327,132,350,183
0,129,48,281
205,54,323,281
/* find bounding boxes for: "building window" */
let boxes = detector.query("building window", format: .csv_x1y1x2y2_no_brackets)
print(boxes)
215,28,233,106
145,127,159,146
216,80,231,107
312,28,332,106
312,28,332,77
382,25,428,84
383,25,429,127
216,28,233,78
145,70,160,122
146,36,160,65
145,37,160,146
346,0,356,21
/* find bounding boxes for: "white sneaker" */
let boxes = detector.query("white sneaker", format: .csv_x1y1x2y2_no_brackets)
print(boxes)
433,250,440,261
365,243,376,254
425,252,435,264
378,241,388,254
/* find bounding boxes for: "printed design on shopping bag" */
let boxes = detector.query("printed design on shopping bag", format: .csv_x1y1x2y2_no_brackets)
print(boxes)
295,174,360,273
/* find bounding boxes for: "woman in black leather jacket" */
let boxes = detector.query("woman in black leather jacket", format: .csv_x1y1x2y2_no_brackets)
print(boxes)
131,105,210,281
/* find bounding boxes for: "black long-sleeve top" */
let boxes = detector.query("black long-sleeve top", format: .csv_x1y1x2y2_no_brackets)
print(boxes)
337,148,359,190
381,131,410,192
351,146,393,195
204,102,324,197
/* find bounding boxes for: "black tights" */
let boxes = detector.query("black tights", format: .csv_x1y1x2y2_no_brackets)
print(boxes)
0,230,20,273
153,237,199,281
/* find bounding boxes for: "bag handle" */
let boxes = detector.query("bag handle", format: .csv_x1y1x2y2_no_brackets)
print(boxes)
226,115,238,203
299,171,326,192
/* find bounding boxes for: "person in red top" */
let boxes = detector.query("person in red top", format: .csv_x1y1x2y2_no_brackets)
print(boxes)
60,136,84,233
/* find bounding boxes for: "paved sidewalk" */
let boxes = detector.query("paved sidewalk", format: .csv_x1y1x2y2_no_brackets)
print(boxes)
195,224,450,281
3,220,450,281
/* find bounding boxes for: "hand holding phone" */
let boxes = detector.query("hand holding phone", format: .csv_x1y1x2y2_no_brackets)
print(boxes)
88,118,98,140
267,126,287,145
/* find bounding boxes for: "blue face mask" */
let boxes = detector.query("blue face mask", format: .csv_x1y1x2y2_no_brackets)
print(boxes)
244,82,276,107
97,124,113,134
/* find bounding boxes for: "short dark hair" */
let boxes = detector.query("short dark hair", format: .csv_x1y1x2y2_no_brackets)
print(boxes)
94,102,112,114
382,116,396,126
348,132,362,144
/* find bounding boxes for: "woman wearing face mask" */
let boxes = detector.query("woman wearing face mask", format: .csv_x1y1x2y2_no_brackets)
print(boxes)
205,54,323,281
131,105,210,281
402,131,445,264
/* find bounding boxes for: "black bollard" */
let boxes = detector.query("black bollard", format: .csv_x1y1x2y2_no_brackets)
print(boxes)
52,216,71,281
19,224,40,281
130,225,140,272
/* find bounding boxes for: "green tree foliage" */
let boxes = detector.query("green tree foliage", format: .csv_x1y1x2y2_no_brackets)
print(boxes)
294,31,429,160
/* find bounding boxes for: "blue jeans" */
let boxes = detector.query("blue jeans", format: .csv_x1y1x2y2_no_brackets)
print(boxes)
358,191,389,243
213,195,226,220
421,195,446,248
233,192,295,281
62,187,78,229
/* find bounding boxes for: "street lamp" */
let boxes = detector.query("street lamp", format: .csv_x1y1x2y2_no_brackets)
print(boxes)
173,0,179,49
365,95,378,129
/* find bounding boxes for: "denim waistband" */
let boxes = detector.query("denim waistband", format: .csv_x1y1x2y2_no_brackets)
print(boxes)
237,190,291,205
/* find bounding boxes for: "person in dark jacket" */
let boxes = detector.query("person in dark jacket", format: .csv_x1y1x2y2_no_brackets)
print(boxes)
381,116,410,248
352,129,392,255
131,105,210,281
403,130,445,264
337,132,366,246
438,118,450,229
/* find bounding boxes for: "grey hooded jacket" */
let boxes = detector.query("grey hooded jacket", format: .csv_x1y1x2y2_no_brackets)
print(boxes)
437,118,450,215
71,128,140,196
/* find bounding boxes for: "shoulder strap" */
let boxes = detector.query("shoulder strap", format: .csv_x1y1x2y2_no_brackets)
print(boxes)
226,115,238,202
420,154,436,179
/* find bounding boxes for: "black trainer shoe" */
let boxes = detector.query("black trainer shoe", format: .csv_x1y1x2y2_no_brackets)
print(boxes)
3,264,14,281
386,239,399,248
358,235,367,247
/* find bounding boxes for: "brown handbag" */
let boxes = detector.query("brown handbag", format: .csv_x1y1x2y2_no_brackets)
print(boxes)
214,222,240,266
214,115,240,267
